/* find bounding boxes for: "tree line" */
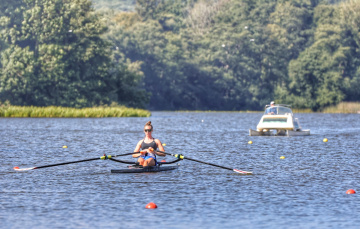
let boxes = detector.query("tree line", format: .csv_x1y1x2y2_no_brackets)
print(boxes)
1,0,359,111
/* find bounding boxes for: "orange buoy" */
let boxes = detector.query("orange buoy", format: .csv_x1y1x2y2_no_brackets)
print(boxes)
13,166,19,170
346,189,356,194
145,202,157,209
161,160,166,162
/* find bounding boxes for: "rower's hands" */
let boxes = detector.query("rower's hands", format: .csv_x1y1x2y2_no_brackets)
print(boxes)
140,150,146,155
140,147,154,155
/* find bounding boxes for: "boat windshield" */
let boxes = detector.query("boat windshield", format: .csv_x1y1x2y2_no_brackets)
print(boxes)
278,107,292,115
264,106,293,115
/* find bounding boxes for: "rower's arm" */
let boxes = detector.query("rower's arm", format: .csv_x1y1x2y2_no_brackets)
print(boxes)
133,141,142,158
155,139,166,156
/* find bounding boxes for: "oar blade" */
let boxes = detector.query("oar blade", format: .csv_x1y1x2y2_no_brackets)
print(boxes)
13,166,37,171
158,150,253,175
233,169,252,175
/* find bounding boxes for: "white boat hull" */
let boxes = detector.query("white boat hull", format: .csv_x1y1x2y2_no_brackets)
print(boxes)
249,128,310,136
288,129,310,136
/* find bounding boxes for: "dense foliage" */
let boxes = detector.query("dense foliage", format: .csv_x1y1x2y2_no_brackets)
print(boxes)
103,0,360,111
1,0,359,111
0,0,147,108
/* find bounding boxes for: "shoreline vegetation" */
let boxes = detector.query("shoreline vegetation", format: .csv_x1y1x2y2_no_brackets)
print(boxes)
176,102,360,114
0,105,151,118
1,102,359,118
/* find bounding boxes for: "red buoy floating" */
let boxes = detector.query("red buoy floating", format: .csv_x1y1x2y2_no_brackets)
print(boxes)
145,202,158,209
346,189,356,194
161,160,166,162
13,166,19,170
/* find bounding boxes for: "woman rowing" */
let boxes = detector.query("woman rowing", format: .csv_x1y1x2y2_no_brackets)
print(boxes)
133,121,165,166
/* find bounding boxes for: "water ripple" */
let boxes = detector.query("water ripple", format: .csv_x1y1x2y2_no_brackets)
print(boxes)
1,113,360,228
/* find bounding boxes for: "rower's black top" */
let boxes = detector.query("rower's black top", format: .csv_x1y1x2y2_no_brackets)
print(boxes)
141,138,158,151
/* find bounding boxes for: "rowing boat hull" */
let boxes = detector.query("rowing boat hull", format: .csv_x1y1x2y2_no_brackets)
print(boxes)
111,165,179,173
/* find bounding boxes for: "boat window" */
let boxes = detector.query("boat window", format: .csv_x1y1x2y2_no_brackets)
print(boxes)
264,107,277,114
277,107,292,115
264,106,292,115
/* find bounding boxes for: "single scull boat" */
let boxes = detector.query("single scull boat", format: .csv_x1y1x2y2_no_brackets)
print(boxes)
13,152,252,175
111,164,179,173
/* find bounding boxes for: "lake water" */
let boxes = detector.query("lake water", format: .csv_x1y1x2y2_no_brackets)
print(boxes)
1,112,360,229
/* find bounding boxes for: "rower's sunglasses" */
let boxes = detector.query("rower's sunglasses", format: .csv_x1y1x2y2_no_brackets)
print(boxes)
144,129,152,132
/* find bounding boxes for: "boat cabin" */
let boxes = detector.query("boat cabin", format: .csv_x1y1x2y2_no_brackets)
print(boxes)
249,104,310,136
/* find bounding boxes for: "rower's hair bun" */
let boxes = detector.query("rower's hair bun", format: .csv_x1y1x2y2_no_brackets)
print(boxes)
144,121,153,130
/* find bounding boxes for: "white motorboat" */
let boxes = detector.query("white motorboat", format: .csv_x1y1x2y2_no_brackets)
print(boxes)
249,104,310,136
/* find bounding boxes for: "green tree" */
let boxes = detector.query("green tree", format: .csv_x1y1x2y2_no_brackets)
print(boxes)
0,0,147,107
339,0,360,101
283,4,351,110
187,0,283,109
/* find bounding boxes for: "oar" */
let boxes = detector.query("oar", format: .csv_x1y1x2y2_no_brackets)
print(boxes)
157,150,252,175
13,152,138,171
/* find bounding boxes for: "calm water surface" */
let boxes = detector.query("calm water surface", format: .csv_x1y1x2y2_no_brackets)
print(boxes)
1,112,360,228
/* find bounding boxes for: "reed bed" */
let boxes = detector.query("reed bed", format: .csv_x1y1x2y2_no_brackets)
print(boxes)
0,106,151,118
322,102,360,113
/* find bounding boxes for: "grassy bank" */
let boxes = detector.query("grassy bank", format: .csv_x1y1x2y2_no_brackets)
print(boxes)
0,105,151,118
321,102,360,113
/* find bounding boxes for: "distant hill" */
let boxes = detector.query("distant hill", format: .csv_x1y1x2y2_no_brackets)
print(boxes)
91,0,136,11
